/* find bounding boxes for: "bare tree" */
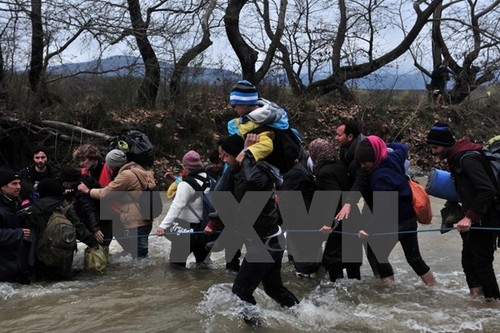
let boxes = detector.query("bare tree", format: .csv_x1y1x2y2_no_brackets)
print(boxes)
413,0,500,104
126,0,160,108
169,0,217,104
224,0,286,85
272,0,443,100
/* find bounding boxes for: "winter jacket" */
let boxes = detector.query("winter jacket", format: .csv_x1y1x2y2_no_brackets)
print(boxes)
448,139,497,226
158,171,210,230
232,158,280,238
0,194,30,282
89,162,156,229
282,163,315,211
18,164,60,200
64,175,101,233
367,142,415,223
227,98,291,162
29,197,98,249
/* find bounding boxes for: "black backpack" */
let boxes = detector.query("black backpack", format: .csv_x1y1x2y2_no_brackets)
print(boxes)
458,140,500,209
109,129,155,167
248,126,301,174
183,174,218,247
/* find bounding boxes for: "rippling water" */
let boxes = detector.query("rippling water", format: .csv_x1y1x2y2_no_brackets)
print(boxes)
1,195,500,332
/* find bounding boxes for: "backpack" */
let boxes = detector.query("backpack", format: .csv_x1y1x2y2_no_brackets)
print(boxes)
459,139,500,206
36,205,77,267
248,126,302,174
183,174,218,247
408,179,433,225
109,129,155,167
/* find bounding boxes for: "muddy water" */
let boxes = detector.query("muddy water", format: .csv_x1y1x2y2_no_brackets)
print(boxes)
1,193,500,332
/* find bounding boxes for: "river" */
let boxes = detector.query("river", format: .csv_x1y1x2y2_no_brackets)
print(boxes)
1,193,500,333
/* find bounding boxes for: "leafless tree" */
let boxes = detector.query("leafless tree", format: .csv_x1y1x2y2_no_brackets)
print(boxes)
273,0,443,100
169,0,217,104
224,0,286,85
412,0,500,104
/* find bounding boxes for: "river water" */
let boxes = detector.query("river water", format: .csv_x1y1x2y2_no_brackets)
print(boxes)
1,192,500,333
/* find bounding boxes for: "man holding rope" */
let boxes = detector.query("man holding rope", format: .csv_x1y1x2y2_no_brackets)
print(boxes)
426,122,500,301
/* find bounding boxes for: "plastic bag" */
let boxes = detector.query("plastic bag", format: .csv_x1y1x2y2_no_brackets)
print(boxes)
84,245,107,273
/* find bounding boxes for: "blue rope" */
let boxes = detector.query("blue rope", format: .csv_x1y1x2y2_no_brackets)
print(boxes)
101,226,500,241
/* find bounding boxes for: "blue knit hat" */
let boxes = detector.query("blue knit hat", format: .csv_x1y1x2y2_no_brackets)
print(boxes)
426,122,456,147
230,80,259,106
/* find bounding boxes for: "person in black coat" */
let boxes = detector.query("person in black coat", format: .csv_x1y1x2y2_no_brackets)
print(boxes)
0,167,31,284
427,122,500,300
282,148,318,278
59,166,104,245
28,178,98,281
220,134,299,323
308,139,355,282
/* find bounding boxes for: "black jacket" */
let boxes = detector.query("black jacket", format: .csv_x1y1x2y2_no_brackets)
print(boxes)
64,175,101,233
232,159,280,238
282,163,315,211
0,194,30,282
314,160,351,219
449,142,497,226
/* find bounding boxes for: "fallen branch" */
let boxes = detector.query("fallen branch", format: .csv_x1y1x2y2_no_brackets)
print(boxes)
41,120,113,141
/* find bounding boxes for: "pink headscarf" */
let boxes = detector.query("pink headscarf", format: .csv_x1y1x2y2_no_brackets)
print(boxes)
366,135,388,169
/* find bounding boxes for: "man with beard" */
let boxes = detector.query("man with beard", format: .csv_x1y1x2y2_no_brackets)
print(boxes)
426,121,500,301
18,147,59,201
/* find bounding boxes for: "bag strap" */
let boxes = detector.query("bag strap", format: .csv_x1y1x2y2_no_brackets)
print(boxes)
183,174,211,192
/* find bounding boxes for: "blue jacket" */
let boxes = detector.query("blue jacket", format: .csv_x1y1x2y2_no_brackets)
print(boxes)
368,143,415,223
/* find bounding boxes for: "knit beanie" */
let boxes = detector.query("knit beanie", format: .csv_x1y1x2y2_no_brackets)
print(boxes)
182,150,203,169
106,149,127,168
308,139,336,166
59,166,82,183
426,122,456,147
230,80,259,106
221,134,244,157
0,166,21,187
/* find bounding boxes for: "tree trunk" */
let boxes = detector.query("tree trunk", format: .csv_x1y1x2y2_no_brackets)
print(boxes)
224,0,258,83
29,0,43,94
127,0,160,109
169,0,216,105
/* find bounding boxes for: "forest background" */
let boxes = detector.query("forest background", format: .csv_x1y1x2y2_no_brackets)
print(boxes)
0,0,499,189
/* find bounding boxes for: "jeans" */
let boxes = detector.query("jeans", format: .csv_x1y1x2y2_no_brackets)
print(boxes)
232,235,299,307
115,224,152,258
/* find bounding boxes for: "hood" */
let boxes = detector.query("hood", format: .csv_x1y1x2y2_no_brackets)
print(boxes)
376,142,408,175
447,138,483,168
246,98,290,130
119,162,156,189
33,197,65,213
366,136,388,169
